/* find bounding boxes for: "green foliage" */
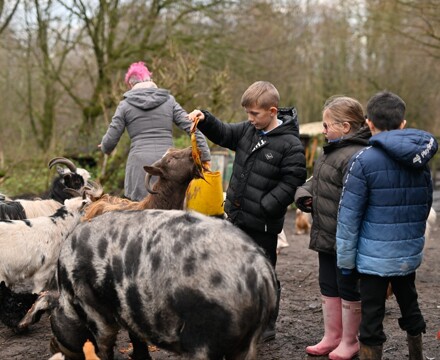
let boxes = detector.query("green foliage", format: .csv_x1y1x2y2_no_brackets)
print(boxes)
0,164,51,197
95,134,130,196
174,134,191,149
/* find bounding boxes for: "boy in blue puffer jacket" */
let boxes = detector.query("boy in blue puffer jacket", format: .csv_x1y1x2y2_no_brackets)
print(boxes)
336,91,438,360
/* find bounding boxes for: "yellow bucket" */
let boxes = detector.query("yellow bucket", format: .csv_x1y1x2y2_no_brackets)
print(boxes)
186,171,224,216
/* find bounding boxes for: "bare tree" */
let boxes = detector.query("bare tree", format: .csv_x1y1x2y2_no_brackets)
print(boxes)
0,0,20,168
388,0,440,59
52,0,228,133
18,0,79,152
0,0,20,35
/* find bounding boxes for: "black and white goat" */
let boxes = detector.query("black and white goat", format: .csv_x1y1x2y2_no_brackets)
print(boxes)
0,157,91,220
0,195,92,294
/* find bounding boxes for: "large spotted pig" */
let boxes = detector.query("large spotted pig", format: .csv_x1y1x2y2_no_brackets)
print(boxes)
49,209,277,360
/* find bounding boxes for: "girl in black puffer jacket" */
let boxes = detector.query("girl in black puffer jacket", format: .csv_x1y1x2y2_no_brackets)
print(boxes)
295,96,371,360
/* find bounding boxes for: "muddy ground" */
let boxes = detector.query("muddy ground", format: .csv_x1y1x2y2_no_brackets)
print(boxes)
0,208,439,360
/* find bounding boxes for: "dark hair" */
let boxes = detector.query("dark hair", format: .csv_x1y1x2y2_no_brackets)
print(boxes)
366,91,406,131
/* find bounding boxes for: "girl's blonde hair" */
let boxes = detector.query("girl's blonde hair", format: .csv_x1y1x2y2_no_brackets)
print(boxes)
323,95,365,132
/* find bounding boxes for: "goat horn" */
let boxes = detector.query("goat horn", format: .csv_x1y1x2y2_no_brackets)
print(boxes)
48,157,77,173
145,173,158,195
63,188,83,198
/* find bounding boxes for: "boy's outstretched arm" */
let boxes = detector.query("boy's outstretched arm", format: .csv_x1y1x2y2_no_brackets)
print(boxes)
188,109,245,151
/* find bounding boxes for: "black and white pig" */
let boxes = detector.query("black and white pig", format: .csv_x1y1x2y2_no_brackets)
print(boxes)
49,209,277,360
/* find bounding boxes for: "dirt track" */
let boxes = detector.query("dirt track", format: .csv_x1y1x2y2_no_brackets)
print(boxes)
0,209,439,359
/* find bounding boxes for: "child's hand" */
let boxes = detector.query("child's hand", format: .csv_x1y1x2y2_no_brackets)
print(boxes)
296,196,312,212
202,161,211,171
340,268,353,276
188,110,205,122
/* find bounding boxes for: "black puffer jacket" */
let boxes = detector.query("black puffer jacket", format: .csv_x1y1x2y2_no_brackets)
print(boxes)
198,108,307,234
294,126,371,254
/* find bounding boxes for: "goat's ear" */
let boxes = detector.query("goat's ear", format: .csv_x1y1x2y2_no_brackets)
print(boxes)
143,165,164,177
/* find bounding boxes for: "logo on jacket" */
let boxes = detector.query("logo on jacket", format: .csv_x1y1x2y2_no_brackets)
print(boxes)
251,138,267,152
265,152,273,160
413,137,435,164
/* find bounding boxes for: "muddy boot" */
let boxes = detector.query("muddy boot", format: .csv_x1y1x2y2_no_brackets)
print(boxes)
329,300,361,360
359,342,383,360
407,333,423,360
306,296,342,356
261,281,281,342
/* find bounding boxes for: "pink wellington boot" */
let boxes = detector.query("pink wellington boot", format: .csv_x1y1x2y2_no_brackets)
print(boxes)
328,299,361,360
306,296,342,356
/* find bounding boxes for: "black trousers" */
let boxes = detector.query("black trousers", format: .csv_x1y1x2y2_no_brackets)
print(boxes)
359,272,426,346
238,226,278,268
318,252,360,301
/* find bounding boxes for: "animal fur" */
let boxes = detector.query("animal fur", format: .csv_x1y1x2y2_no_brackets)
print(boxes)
0,281,38,332
82,147,201,221
295,209,311,235
32,210,277,360
276,229,289,255
0,196,90,293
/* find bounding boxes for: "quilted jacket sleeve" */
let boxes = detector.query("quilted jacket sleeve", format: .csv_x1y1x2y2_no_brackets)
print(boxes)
336,154,368,270
197,111,246,151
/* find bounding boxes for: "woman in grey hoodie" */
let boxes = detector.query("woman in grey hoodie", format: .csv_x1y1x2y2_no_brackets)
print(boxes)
100,62,211,201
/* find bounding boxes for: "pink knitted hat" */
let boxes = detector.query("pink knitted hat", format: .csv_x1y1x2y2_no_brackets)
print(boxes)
124,61,153,86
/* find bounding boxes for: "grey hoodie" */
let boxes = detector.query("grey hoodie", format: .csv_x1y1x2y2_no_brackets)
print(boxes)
101,87,210,201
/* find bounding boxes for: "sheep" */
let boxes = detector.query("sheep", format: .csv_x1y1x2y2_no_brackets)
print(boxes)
82,147,202,221
0,195,92,294
0,157,92,220
26,209,277,360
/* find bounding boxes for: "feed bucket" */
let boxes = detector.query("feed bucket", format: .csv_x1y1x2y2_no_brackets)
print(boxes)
186,171,224,216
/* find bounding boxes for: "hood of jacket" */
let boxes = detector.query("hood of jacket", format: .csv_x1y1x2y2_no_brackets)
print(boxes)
323,126,371,154
123,88,170,110
370,129,438,169
276,107,300,138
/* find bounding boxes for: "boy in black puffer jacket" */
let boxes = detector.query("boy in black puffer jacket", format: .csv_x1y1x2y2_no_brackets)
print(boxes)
188,81,307,341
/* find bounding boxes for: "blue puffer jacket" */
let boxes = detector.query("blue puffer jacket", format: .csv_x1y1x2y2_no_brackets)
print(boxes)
336,129,438,276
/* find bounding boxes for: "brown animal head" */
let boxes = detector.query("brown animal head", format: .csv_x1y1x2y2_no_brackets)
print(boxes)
82,147,203,221
144,147,203,194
